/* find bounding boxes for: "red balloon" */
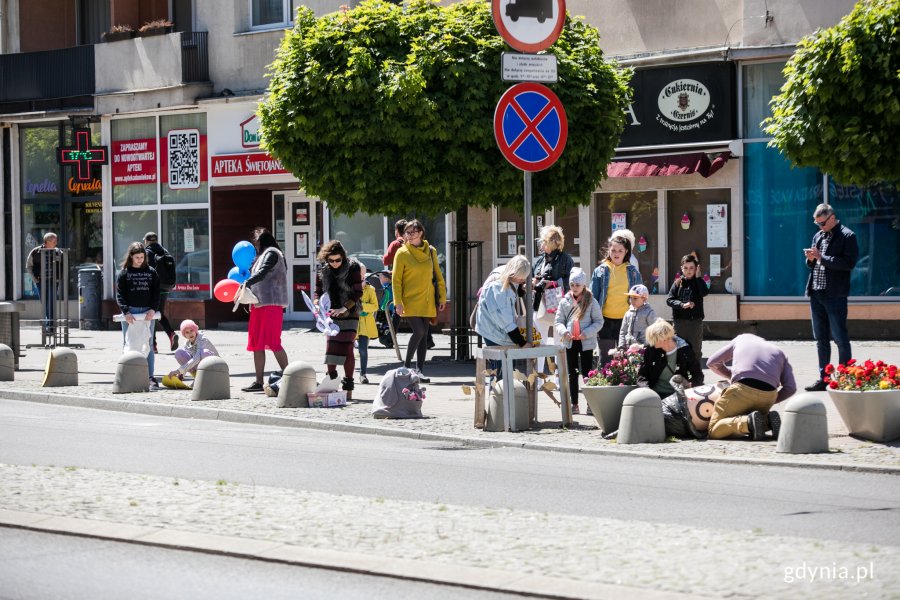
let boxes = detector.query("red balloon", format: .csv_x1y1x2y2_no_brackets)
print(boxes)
214,278,240,303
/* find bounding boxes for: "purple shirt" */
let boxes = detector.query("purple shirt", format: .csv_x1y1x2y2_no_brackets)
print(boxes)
706,334,797,403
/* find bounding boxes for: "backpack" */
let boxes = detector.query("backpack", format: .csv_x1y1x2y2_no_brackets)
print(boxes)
154,252,177,291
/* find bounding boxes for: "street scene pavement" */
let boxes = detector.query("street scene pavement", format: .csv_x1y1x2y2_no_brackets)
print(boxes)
1,324,899,599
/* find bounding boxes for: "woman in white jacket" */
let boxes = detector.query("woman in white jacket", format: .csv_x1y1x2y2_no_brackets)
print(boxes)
555,268,603,414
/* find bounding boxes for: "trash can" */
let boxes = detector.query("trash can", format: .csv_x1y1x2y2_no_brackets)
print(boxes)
78,264,103,330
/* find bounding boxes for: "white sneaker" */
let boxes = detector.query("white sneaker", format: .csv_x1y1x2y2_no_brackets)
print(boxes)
148,379,159,391
413,369,431,383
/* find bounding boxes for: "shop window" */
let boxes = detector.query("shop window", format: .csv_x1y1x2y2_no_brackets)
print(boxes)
828,181,900,297
20,126,60,200
666,189,732,295
250,0,295,28
21,202,62,298
111,117,158,207
112,211,157,269
163,209,210,299
330,212,387,274
553,207,581,267
160,113,208,205
743,143,823,296
742,62,786,139
594,191,660,293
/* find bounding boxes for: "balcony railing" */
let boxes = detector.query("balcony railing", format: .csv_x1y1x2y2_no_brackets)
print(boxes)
181,31,209,83
0,45,95,109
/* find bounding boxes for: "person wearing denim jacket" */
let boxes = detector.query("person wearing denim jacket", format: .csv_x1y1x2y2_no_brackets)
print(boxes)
590,234,642,366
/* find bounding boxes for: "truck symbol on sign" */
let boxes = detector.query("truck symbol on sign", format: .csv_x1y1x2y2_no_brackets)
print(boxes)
505,0,553,23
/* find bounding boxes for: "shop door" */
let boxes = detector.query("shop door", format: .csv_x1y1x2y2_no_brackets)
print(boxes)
282,193,317,321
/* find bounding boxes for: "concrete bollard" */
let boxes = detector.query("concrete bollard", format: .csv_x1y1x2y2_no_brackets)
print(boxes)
276,361,318,408
776,394,829,454
112,351,149,393
485,378,529,432
618,388,666,444
42,348,78,387
191,357,230,401
0,343,14,381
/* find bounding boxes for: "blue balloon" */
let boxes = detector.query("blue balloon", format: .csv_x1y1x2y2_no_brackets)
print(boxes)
227,266,250,283
232,241,257,270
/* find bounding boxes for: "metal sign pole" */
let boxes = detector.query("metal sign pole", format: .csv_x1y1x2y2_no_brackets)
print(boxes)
524,171,534,341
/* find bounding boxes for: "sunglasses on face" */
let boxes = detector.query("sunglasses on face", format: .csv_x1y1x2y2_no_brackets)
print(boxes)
813,215,833,227
327,257,343,264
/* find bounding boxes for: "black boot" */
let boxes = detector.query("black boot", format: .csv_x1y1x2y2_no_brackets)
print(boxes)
341,377,354,402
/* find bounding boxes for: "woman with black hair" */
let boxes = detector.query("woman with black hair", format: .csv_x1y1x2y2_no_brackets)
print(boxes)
116,241,160,390
316,239,363,398
241,227,290,392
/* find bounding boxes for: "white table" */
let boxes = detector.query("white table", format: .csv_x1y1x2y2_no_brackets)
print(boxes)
474,345,572,431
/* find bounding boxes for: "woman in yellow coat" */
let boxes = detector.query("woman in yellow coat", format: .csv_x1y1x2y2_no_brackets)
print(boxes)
392,219,447,382
357,264,378,384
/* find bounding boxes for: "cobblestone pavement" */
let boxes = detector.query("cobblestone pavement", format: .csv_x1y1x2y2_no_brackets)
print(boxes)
1,464,897,599
4,327,900,471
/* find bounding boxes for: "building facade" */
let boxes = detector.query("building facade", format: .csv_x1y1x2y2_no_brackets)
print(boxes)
1,0,897,335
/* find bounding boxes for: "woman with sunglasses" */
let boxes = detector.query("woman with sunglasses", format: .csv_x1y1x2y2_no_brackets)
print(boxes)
241,227,290,393
391,219,446,382
316,240,364,398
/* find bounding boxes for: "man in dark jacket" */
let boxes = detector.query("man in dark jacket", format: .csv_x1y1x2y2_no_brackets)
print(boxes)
803,204,858,391
26,232,59,330
637,318,704,398
143,232,178,352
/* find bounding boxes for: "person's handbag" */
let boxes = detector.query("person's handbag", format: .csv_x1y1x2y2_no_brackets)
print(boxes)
541,281,562,313
232,281,260,312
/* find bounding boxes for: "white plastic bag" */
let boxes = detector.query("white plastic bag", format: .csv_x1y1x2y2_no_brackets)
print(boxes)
124,315,153,354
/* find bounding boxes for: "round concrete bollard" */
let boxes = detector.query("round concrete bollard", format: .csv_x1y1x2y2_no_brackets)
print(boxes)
0,343,14,382
485,378,529,432
276,361,318,408
776,394,829,454
192,357,230,401
112,351,149,393
617,388,666,444
42,348,78,387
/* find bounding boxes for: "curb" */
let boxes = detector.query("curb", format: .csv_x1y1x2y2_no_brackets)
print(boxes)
2,388,899,475
0,509,704,600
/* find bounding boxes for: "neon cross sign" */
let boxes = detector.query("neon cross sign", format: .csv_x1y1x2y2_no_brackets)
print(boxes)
57,129,108,182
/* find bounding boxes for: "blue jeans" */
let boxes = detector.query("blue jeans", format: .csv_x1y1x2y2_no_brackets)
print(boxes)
809,290,851,380
121,307,156,381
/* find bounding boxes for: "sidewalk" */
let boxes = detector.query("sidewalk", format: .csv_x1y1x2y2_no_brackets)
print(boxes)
2,324,899,472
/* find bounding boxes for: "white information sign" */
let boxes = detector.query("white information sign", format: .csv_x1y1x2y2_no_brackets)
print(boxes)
707,204,728,248
501,53,558,83
184,228,195,253
709,254,721,277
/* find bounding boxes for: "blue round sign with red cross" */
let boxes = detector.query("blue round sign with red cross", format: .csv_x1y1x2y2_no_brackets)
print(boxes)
494,82,567,172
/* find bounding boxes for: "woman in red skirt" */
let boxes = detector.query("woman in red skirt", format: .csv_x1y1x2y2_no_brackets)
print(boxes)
241,227,290,392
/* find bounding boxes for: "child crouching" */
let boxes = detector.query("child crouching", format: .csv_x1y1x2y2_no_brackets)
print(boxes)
169,319,219,379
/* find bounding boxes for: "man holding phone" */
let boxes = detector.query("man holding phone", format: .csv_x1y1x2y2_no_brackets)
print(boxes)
803,204,858,391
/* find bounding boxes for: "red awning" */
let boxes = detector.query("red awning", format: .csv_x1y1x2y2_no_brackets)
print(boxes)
607,152,732,178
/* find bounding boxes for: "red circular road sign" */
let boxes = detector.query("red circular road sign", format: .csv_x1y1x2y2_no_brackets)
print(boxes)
494,82,568,172
492,0,566,53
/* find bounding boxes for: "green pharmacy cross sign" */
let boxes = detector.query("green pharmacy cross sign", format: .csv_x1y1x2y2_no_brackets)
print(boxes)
57,129,108,182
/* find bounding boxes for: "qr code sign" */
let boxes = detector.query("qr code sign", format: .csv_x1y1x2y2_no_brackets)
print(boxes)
167,129,200,190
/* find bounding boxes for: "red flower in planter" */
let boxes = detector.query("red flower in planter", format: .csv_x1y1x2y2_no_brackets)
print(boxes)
827,359,900,391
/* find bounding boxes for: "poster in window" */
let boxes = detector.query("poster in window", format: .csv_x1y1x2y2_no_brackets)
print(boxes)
294,232,308,258
707,204,728,248
507,234,517,256
292,202,310,226
611,213,626,234
709,254,721,277
184,228,195,253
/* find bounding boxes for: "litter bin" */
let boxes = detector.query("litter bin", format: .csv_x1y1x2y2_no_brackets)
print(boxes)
78,264,103,330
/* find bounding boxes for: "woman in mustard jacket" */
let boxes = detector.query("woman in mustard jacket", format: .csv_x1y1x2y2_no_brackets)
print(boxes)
357,264,378,384
392,219,446,382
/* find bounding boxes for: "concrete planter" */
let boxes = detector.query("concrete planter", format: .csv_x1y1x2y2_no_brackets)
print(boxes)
828,389,900,443
582,385,637,434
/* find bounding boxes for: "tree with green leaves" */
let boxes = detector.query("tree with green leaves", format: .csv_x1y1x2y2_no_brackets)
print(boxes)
258,0,631,216
764,0,900,186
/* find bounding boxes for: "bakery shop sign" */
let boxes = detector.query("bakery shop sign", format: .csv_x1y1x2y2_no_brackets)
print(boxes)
618,62,735,148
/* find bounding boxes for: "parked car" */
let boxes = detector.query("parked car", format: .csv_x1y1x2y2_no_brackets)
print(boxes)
174,249,209,285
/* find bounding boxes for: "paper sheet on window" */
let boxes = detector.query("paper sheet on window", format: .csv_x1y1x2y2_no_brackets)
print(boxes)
709,254,721,277
611,213,626,233
507,234,517,256
184,229,195,253
498,221,508,233
707,204,728,248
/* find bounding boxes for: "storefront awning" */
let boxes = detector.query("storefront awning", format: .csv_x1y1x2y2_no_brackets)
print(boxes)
607,151,732,178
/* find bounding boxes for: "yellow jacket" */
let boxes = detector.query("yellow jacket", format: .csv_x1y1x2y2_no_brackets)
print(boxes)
392,241,446,318
358,284,378,338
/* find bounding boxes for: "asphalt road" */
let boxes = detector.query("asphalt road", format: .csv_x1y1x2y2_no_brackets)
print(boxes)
2,399,899,545
0,528,519,600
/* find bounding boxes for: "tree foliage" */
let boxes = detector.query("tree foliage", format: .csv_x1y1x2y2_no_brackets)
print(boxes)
258,0,631,215
764,0,900,186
